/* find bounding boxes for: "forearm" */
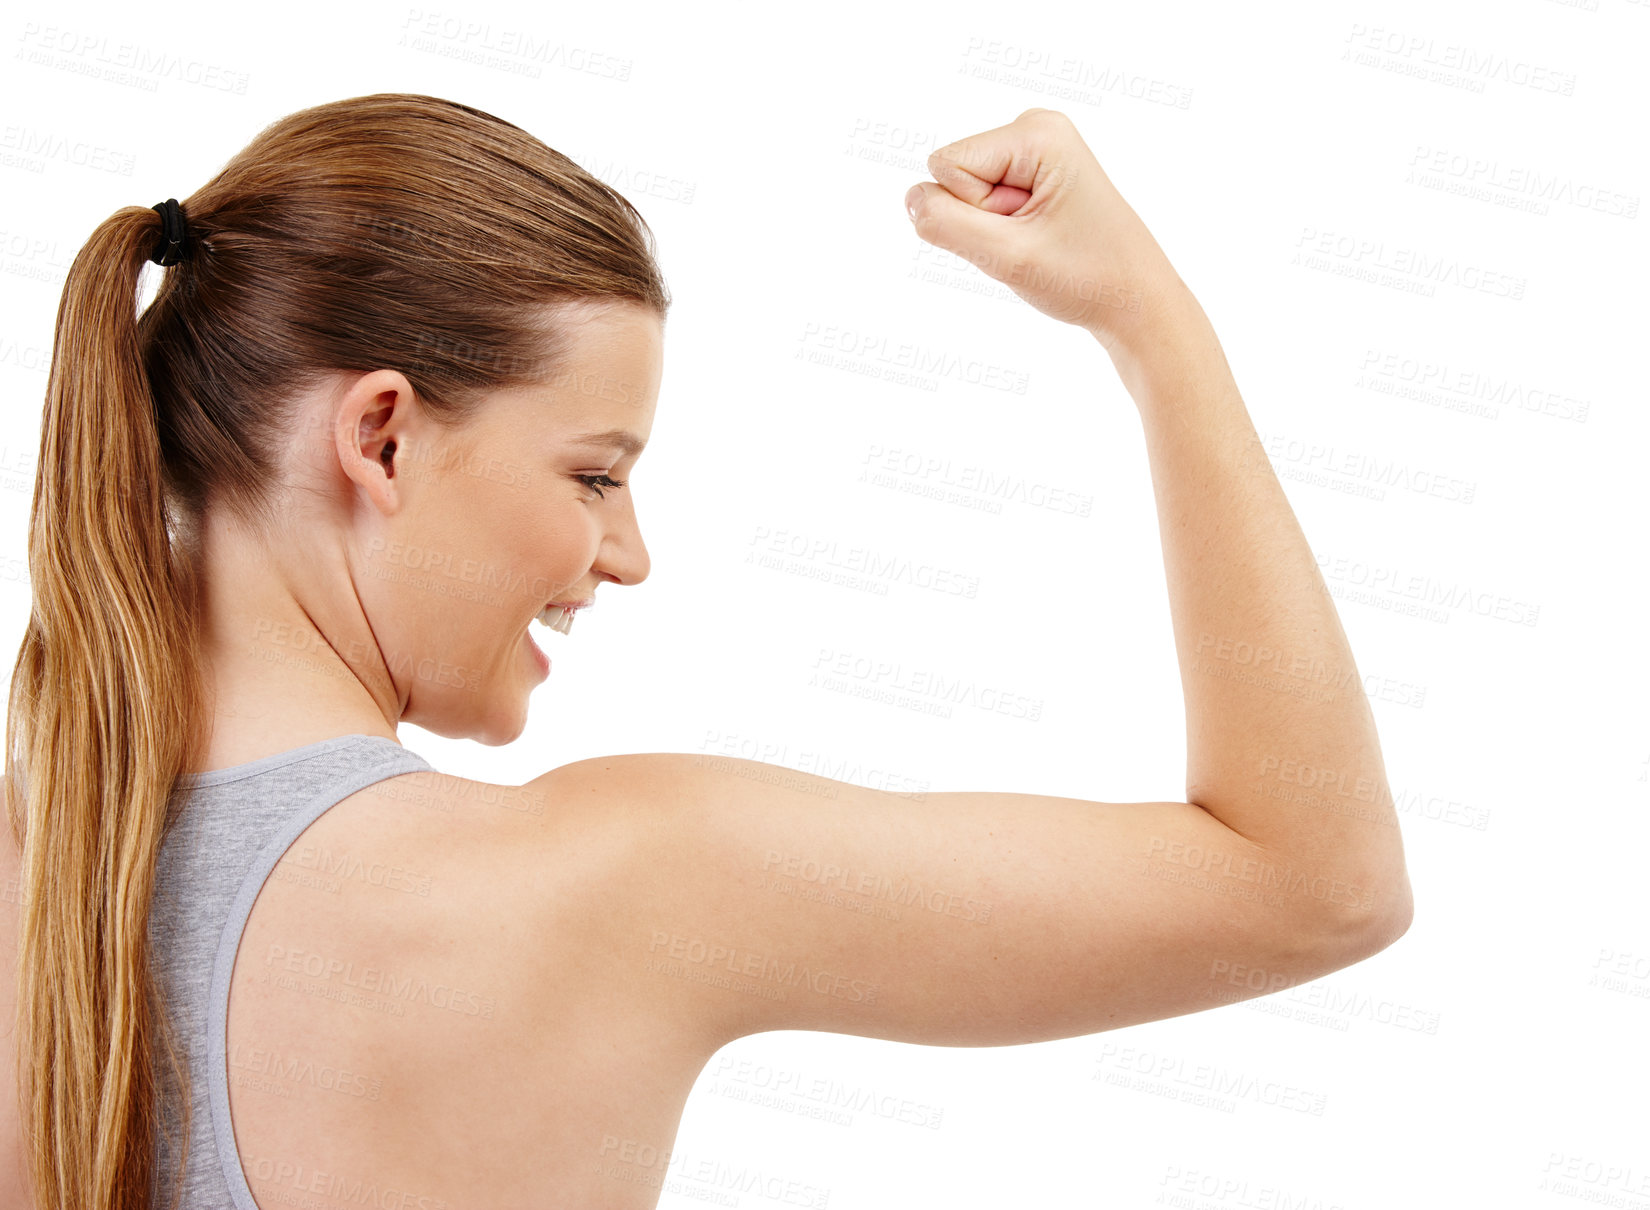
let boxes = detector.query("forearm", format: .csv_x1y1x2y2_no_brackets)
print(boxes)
1099,281,1411,928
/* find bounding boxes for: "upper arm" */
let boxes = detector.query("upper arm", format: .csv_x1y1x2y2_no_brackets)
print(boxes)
528,754,1406,1052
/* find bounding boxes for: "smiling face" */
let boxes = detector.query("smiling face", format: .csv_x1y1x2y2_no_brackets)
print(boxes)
348,300,663,744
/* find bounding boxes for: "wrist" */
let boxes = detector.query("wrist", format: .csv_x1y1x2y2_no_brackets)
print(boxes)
1092,278,1232,409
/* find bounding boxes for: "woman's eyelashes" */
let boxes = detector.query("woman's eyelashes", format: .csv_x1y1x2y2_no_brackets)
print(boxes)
577,473,627,499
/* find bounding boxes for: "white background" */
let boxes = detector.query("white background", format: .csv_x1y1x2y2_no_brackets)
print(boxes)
2,1,1647,1207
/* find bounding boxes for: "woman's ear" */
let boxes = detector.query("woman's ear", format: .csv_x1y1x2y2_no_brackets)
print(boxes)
334,369,418,513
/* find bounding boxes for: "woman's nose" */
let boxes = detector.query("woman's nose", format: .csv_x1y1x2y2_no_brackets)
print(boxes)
599,512,649,587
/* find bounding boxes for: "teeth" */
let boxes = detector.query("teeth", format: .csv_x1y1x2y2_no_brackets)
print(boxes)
535,605,575,635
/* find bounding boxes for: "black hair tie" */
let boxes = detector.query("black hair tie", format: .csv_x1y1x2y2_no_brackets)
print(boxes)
149,198,189,267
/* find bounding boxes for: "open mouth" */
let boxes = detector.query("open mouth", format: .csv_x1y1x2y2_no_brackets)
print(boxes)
534,601,588,635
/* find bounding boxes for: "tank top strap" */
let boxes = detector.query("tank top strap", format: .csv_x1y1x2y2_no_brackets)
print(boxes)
151,733,436,1210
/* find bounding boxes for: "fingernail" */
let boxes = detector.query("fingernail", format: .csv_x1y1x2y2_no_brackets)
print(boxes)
904,185,923,222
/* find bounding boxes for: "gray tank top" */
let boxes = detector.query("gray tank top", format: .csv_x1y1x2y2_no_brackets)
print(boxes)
147,733,434,1210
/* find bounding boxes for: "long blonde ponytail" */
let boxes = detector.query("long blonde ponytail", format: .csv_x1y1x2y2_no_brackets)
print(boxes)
5,202,208,1209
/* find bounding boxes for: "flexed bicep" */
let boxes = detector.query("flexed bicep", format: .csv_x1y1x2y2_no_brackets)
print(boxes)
531,753,1398,1052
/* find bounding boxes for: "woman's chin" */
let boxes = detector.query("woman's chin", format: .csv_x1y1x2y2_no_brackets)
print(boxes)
402,680,533,747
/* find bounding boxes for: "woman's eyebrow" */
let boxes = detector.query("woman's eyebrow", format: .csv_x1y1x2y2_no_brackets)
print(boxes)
569,429,646,456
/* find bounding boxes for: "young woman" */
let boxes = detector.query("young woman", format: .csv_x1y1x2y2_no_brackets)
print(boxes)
1,95,1413,1210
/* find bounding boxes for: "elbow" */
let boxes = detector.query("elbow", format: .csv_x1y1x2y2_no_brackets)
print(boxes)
1324,876,1414,964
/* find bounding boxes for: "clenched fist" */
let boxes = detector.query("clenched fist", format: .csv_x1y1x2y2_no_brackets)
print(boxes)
904,108,1185,356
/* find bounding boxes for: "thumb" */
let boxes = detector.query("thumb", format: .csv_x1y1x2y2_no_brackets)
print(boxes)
904,181,1030,263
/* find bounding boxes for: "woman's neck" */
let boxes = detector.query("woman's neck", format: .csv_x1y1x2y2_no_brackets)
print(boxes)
186,508,401,775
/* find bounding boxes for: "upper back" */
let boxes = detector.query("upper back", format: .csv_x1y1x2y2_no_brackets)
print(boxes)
155,738,716,1210
0,738,721,1210
148,733,440,1208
